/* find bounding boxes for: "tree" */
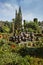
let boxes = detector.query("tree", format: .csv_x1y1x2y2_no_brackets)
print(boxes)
14,6,22,34
23,20,26,31
12,19,15,33
24,20,41,33
14,10,18,30
33,18,38,24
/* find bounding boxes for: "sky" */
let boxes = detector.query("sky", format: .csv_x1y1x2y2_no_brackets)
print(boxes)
0,0,43,21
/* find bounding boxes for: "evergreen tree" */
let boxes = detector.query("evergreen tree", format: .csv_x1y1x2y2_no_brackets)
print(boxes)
14,10,17,30
15,6,22,34
17,6,22,30
12,19,15,33
23,20,26,31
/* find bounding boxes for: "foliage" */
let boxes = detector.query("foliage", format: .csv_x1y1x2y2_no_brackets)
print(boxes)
0,41,43,65
28,28,34,32
0,17,42,33
2,26,10,33
24,20,41,33
0,27,4,33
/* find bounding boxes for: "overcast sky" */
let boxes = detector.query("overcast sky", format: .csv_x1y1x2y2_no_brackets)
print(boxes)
0,0,43,21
